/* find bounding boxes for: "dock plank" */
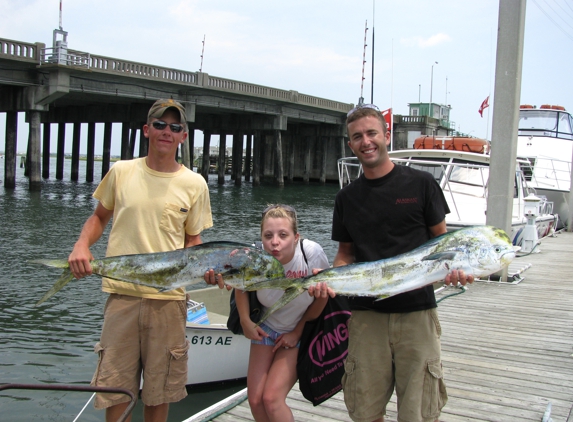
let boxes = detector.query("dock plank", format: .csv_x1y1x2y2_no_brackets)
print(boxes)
203,231,573,422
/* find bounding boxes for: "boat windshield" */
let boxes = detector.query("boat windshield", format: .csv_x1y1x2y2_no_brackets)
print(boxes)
445,161,489,198
400,157,449,182
518,109,573,139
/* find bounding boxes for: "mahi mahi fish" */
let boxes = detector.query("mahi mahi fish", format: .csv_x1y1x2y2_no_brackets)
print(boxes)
33,241,285,306
230,226,517,325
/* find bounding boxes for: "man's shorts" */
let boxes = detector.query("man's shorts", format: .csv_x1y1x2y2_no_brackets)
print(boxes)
342,308,447,422
91,294,189,408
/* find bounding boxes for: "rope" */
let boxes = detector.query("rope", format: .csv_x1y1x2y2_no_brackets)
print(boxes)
72,392,95,422
436,285,468,303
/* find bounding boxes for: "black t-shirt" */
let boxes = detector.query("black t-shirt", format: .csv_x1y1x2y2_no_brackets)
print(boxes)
332,164,450,313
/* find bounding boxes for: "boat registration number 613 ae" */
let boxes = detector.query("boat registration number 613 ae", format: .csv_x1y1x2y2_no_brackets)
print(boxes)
190,335,233,346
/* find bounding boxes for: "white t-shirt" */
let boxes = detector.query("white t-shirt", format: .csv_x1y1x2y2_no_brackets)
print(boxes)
256,239,330,333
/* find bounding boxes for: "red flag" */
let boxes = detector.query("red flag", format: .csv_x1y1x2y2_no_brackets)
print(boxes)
381,108,392,132
478,96,489,117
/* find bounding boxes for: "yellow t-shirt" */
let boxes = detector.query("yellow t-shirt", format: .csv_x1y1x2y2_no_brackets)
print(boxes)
94,158,213,300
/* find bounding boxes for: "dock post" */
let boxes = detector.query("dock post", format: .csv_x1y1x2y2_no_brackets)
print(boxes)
274,129,284,187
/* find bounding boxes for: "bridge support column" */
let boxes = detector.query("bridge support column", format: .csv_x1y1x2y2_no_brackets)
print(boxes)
286,131,294,183
102,122,112,179
71,123,81,181
303,135,312,185
139,124,148,158
87,122,95,183
128,123,137,159
181,128,192,169
56,122,65,180
218,133,226,184
3,111,18,189
234,132,243,187
28,111,42,191
244,133,252,183
252,131,261,187
319,133,328,185
201,130,211,182
121,122,130,160
274,129,284,187
42,123,51,179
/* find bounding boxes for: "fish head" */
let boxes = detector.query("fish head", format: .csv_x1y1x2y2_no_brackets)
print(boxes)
224,246,286,289
464,226,516,276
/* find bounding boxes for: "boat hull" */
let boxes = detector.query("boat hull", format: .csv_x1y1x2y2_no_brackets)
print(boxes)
184,287,250,385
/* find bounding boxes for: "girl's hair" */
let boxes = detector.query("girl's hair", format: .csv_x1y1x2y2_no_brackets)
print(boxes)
260,204,298,235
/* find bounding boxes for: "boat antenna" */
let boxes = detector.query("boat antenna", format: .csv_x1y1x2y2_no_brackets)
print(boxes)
199,35,205,72
358,20,368,106
370,1,375,104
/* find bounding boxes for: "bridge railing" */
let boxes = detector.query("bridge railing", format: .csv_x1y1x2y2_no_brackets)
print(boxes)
0,38,39,62
0,36,352,113
40,47,91,68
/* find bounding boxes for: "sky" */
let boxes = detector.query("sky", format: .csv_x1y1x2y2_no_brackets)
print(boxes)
1,0,572,155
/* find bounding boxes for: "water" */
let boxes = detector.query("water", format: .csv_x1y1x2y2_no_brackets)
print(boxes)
0,157,340,421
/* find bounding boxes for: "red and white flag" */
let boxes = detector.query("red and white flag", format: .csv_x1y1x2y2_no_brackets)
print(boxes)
478,96,489,117
381,108,392,132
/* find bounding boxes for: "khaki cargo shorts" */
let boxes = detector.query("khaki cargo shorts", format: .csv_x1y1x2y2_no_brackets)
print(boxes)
342,308,447,422
91,294,189,408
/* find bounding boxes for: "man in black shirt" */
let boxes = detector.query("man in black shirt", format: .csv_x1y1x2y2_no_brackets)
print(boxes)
332,105,473,422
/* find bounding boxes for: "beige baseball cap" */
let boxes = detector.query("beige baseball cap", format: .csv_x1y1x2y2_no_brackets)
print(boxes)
147,99,187,124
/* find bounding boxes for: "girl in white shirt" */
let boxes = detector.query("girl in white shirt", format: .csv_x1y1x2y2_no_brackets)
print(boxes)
234,204,330,422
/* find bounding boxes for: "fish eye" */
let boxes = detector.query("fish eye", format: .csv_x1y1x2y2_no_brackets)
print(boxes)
494,247,502,253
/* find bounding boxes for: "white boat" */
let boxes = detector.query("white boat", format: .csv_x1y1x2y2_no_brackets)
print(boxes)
516,104,573,229
184,287,250,385
338,149,558,246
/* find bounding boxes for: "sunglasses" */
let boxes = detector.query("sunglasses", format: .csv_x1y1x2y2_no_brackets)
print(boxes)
346,103,380,117
151,120,184,133
262,204,297,218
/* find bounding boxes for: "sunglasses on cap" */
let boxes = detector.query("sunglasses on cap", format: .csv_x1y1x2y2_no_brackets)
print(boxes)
262,204,297,218
151,120,184,133
346,103,380,117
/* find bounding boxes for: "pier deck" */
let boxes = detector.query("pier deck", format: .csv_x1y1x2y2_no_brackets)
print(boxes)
187,230,573,422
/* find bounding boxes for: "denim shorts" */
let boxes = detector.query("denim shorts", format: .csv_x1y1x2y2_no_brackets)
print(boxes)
251,322,300,348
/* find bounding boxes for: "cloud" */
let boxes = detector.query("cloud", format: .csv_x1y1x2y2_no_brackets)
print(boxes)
401,33,452,48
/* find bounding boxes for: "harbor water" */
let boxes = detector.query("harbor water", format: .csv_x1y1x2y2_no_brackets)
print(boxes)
0,157,340,421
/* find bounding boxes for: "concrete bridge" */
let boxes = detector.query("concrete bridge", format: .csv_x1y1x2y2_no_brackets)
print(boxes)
0,34,353,189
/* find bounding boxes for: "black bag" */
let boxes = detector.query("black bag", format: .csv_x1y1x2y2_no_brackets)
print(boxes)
227,289,262,335
296,295,351,406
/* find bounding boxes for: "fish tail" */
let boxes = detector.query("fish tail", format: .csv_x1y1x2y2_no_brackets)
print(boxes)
255,286,306,326
35,268,75,306
30,259,70,269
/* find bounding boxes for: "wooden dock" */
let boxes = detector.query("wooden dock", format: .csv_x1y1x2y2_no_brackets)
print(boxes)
186,231,573,422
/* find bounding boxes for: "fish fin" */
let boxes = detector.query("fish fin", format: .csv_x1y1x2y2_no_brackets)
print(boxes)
35,269,75,306
30,259,70,269
373,294,390,302
255,286,306,327
422,252,459,261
